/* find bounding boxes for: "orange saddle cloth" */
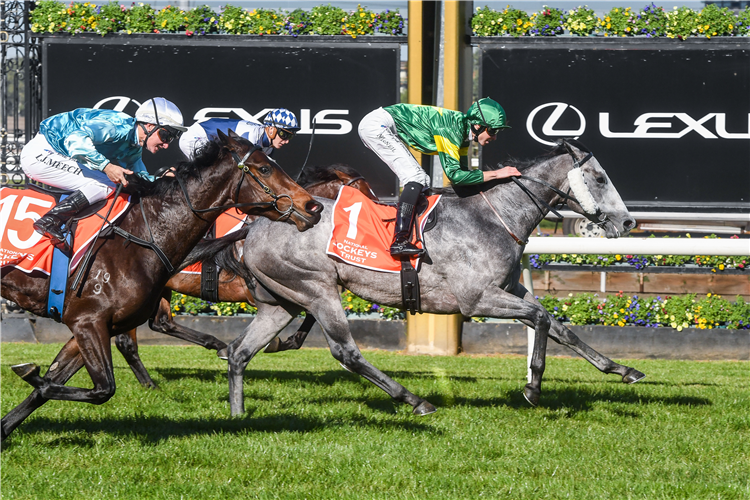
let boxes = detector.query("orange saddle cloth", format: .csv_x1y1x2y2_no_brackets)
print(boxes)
326,186,440,273
0,187,132,274
180,207,249,274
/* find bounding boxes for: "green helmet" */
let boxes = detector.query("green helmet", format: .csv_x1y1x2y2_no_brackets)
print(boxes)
466,97,510,130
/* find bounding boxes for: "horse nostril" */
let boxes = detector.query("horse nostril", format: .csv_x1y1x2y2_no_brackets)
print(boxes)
624,219,635,229
306,201,323,214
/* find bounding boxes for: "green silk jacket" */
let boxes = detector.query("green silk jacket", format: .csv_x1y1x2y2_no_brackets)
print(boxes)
383,104,484,186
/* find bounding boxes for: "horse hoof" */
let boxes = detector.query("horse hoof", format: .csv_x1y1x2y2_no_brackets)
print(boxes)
339,362,356,374
263,338,281,354
216,348,229,360
523,384,540,407
11,363,40,381
413,401,437,416
623,368,646,384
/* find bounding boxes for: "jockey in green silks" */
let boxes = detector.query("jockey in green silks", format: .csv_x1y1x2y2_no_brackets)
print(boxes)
358,97,521,258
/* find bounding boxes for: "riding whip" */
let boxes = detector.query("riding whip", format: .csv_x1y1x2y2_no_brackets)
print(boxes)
295,117,317,183
70,183,123,292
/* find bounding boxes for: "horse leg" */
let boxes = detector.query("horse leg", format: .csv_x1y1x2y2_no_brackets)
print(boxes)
13,321,117,404
114,330,158,389
226,304,297,416
2,337,86,440
466,288,553,406
313,304,436,416
149,293,229,358
263,313,316,353
510,283,645,384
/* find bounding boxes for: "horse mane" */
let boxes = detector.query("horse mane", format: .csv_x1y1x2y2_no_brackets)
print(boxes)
438,139,585,198
297,164,361,188
178,225,253,283
121,139,226,197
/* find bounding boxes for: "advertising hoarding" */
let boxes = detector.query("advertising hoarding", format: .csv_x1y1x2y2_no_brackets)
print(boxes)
42,37,401,198
478,39,750,213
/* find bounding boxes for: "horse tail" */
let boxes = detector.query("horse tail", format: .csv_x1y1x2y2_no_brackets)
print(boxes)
179,225,253,283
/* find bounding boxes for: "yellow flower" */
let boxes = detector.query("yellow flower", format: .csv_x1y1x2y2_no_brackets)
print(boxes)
616,254,621,261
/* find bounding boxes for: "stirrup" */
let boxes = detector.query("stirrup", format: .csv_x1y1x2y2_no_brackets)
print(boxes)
390,240,425,258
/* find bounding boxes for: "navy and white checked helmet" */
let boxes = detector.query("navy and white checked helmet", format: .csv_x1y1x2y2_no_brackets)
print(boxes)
263,108,300,131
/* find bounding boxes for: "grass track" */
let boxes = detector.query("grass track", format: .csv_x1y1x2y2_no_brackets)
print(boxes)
1,343,748,499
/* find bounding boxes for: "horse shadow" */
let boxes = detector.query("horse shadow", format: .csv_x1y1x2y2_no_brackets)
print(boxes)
8,409,438,448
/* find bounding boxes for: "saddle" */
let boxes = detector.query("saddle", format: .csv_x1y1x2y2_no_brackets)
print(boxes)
326,186,441,315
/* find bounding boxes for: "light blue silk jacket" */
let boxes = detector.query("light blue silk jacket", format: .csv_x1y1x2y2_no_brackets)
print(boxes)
39,108,154,181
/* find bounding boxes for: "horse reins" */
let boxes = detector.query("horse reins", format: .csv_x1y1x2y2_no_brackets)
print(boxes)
85,146,305,280
480,141,600,245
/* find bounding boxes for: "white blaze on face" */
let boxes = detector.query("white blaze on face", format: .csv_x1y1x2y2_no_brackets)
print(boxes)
567,168,599,215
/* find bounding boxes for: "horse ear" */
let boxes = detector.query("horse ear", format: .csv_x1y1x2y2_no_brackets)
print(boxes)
227,129,241,139
217,129,229,142
217,128,240,148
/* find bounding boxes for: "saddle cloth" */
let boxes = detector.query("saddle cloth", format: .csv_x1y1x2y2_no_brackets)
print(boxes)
326,186,440,273
0,187,131,274
181,207,249,274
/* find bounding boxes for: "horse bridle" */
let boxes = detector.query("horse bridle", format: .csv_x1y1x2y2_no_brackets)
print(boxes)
481,140,610,245
107,146,302,277
176,146,296,220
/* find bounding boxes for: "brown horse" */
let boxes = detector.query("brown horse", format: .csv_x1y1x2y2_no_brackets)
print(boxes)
114,164,379,388
0,131,323,441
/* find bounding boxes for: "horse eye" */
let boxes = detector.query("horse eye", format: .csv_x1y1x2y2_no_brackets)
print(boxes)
259,165,272,176
596,176,605,184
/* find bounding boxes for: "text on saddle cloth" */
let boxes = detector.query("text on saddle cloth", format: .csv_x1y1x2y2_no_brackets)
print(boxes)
181,207,249,275
0,187,131,274
326,186,441,273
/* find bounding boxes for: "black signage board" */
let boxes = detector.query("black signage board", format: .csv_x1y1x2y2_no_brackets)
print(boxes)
476,38,750,213
41,35,401,198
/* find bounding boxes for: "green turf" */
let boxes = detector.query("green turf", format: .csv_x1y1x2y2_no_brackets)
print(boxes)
1,344,748,499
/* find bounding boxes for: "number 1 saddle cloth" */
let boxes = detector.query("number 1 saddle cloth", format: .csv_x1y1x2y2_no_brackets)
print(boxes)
326,186,441,273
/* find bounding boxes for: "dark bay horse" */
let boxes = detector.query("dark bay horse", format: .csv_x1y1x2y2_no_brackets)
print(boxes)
0,131,323,440
197,140,644,417
115,164,379,389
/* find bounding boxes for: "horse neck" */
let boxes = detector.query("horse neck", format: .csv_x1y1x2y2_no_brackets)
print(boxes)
485,155,569,241
137,164,240,263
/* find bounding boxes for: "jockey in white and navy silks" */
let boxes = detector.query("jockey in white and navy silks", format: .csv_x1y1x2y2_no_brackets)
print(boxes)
179,108,300,160
20,97,187,251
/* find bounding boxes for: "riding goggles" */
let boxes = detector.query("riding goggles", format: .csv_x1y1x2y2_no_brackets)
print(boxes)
157,126,180,144
276,128,295,141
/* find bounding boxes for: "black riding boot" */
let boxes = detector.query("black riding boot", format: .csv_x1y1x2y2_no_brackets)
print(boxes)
390,182,424,258
33,190,89,251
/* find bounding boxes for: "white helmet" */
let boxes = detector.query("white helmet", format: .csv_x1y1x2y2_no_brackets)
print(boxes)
135,97,187,132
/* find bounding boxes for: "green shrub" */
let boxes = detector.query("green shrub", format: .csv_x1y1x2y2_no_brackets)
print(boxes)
308,4,347,35
565,6,598,35
531,6,565,36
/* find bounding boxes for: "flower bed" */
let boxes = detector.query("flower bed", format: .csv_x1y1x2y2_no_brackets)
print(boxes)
30,2,404,38
529,235,748,272
472,2,750,39
171,290,749,331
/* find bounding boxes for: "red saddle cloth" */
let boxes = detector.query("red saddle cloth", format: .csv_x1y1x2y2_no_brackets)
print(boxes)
180,207,249,275
326,186,441,273
0,187,131,274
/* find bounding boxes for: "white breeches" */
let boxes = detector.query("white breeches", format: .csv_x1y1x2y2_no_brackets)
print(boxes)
358,107,430,188
20,134,115,204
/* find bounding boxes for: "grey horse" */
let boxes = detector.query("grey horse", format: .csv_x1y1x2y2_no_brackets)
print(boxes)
196,140,643,416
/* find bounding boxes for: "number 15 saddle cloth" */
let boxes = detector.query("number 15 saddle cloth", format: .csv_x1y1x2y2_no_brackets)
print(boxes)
0,187,131,274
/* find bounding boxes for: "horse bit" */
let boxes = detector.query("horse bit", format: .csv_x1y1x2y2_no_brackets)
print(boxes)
109,146,298,275
481,140,610,245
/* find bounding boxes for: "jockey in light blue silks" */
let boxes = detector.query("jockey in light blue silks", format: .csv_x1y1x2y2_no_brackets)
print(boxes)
178,108,300,160
21,97,187,251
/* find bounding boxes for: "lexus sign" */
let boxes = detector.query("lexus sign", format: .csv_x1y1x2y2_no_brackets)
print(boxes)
480,40,750,213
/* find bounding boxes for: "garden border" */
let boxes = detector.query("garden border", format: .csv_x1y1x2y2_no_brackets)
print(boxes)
2,314,747,361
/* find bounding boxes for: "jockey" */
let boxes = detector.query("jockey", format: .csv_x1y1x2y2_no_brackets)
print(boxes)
20,97,186,251
358,97,522,258
179,108,300,160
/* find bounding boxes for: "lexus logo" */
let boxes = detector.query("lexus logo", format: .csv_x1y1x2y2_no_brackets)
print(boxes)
526,102,586,146
93,97,352,135
526,101,750,144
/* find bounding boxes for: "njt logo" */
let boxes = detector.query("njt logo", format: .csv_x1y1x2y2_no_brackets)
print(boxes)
526,102,750,145
94,97,352,135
